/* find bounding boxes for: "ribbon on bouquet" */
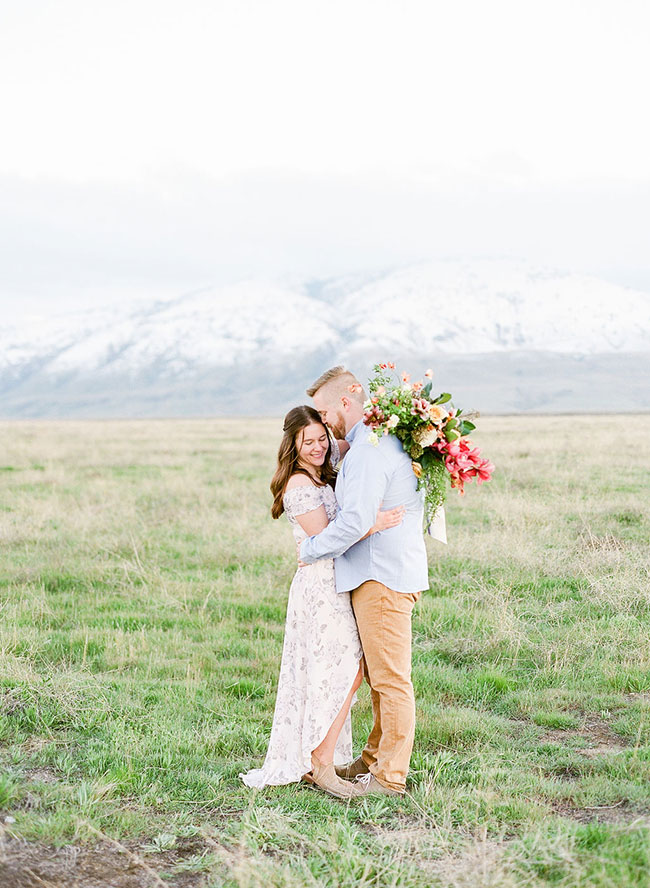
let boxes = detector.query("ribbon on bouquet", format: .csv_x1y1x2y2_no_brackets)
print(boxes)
426,505,447,544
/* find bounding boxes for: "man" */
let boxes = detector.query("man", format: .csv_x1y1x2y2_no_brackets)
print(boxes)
299,365,429,796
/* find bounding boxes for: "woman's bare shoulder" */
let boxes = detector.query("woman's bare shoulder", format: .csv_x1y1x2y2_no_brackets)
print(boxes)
285,473,318,491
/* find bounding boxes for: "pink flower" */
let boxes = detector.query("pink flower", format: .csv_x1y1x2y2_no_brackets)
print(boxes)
363,402,387,430
402,372,411,382
406,421,493,496
475,459,495,483
410,398,430,419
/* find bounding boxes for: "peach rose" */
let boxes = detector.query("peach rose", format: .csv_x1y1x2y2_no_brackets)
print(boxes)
429,404,448,423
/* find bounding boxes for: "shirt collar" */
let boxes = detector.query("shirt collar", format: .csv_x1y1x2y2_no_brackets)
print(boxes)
345,419,364,444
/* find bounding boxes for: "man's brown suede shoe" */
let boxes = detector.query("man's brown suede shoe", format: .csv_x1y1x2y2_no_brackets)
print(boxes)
334,755,370,780
353,773,404,797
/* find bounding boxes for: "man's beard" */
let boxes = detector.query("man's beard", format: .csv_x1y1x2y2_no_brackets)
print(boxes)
327,411,347,441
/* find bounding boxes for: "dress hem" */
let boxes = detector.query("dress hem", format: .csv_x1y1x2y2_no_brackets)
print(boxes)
239,655,363,789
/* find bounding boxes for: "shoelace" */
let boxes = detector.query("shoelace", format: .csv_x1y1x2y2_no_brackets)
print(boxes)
355,772,373,786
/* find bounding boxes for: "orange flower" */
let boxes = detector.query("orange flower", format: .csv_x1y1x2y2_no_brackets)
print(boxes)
401,372,411,382
347,383,363,393
424,368,433,378
388,362,395,369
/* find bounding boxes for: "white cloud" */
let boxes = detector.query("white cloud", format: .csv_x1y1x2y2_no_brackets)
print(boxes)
1,0,649,315
1,0,649,182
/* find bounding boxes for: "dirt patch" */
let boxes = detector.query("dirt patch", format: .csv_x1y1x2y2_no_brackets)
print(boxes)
0,832,215,888
368,823,513,887
539,714,629,757
551,801,650,826
367,823,436,851
17,738,54,757
23,767,61,785
421,838,508,887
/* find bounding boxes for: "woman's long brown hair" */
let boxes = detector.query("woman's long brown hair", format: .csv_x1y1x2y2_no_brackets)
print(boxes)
270,406,337,519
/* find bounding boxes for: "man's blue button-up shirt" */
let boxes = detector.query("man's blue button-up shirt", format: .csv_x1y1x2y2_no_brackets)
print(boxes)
298,419,429,595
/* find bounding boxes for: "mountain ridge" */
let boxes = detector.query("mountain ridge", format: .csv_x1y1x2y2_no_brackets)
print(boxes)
3,260,649,417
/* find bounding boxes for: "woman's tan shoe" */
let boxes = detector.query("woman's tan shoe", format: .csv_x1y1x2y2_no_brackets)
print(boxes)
309,756,362,799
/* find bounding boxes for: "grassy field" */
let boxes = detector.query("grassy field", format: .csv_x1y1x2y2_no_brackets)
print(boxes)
1,415,649,888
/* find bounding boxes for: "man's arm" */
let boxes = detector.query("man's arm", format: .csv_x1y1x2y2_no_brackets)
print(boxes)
299,445,392,563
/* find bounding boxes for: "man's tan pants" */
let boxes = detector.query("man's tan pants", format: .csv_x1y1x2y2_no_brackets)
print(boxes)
350,580,420,793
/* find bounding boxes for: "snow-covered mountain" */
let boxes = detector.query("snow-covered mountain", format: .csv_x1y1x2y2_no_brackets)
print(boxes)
3,260,650,416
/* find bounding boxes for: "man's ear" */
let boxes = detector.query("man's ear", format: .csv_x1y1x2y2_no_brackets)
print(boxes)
340,396,351,411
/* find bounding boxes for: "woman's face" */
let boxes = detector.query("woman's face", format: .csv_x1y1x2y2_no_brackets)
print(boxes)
296,422,329,469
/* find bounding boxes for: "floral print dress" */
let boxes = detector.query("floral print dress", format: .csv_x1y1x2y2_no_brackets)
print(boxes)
240,478,363,787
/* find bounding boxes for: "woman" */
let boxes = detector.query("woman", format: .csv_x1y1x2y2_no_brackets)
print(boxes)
240,406,404,799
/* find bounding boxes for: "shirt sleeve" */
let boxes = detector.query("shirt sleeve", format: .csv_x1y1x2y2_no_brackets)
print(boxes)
299,444,392,563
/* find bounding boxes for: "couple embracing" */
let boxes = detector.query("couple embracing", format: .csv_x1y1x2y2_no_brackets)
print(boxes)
240,365,428,799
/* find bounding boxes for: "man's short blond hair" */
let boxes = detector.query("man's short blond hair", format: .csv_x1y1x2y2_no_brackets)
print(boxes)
307,365,366,403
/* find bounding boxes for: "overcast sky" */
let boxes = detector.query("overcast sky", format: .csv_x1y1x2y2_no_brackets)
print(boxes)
2,0,649,317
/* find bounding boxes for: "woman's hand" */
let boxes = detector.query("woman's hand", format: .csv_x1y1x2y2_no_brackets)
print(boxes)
371,503,406,534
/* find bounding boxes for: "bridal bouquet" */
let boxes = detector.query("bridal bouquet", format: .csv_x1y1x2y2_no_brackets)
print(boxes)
362,363,494,529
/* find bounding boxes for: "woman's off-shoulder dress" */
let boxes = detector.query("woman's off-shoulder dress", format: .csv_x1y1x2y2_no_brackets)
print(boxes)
240,480,363,787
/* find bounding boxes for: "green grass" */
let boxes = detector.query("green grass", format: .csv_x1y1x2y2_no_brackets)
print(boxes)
1,416,649,887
